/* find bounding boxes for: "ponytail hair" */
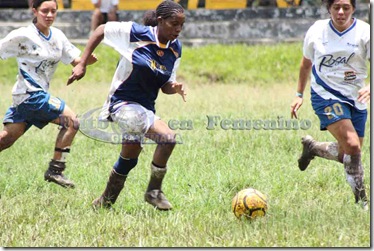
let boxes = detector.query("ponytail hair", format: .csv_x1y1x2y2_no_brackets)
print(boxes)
143,10,158,27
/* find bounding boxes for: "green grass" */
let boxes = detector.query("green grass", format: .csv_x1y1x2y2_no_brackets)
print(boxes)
0,43,370,247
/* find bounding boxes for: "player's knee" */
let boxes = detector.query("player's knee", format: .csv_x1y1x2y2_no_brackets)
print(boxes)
344,139,361,155
70,117,80,131
0,131,15,151
59,115,79,131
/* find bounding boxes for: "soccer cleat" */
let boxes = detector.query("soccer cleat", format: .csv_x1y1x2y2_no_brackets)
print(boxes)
92,169,127,210
145,164,172,210
298,135,316,171
92,196,112,210
44,159,75,188
354,187,368,211
144,190,172,210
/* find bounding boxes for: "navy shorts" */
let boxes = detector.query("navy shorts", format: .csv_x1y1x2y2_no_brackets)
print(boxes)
312,99,367,137
3,91,65,131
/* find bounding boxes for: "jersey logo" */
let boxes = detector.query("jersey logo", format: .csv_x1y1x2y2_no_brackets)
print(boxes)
344,71,357,81
318,52,355,71
156,50,164,57
148,59,167,72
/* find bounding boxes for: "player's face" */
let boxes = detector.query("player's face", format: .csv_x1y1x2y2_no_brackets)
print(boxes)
157,13,185,44
33,1,57,29
329,0,355,31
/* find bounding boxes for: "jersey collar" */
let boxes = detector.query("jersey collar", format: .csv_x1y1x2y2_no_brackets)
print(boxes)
329,18,356,37
32,24,52,41
152,26,172,49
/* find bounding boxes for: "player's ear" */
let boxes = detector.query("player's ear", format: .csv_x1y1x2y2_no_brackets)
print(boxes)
157,16,163,25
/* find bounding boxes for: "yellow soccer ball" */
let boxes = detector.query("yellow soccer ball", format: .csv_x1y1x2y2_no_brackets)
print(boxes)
232,188,268,220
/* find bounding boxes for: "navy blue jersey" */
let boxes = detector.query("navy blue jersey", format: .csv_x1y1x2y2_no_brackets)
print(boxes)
99,21,182,119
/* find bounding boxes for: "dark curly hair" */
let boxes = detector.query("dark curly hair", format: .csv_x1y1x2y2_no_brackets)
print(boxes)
143,0,184,27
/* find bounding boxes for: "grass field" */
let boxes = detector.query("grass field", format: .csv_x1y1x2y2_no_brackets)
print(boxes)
0,43,370,247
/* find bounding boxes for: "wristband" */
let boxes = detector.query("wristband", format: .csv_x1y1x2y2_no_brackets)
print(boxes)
296,92,303,98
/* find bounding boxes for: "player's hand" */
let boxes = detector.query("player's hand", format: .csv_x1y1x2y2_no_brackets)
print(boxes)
358,85,370,104
87,53,98,65
172,82,187,102
67,64,86,85
290,97,303,119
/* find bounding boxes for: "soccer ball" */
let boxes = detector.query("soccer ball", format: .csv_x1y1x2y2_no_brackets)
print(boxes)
232,188,268,220
114,104,148,134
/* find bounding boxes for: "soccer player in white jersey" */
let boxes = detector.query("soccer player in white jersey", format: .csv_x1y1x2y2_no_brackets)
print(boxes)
290,0,370,209
68,0,186,210
0,0,97,189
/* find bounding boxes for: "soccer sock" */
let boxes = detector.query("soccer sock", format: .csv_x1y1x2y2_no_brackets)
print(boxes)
312,142,341,163
54,147,70,162
147,162,167,191
343,153,366,203
113,155,138,176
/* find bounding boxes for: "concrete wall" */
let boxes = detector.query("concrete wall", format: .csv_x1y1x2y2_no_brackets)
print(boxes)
0,4,369,46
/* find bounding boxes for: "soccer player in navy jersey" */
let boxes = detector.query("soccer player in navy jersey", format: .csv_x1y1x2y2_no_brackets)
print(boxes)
68,0,186,210
290,0,370,210
0,0,97,189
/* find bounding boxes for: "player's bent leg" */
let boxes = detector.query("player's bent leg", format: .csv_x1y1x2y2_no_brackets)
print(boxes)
144,120,176,210
327,119,368,209
44,105,79,188
92,144,142,209
0,123,26,151
298,135,341,171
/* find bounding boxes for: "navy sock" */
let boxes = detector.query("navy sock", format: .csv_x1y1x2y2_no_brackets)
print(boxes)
113,156,138,176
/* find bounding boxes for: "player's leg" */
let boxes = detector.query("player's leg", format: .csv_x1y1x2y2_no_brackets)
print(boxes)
327,105,368,209
44,103,79,188
298,135,342,171
0,123,27,151
90,9,104,35
0,106,29,151
298,99,349,171
144,119,176,210
92,143,142,209
107,8,118,22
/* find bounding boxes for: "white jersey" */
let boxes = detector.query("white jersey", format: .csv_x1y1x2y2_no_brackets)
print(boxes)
0,24,80,106
91,0,118,13
303,18,370,110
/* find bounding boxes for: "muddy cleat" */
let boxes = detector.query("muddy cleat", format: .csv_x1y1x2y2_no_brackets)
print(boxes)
298,135,316,171
92,196,112,210
44,159,75,188
145,189,172,210
354,187,368,211
92,169,127,210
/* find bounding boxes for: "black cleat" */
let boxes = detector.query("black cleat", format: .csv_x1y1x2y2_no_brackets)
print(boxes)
298,135,316,171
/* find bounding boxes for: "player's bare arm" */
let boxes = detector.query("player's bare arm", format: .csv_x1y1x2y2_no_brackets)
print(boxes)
291,56,312,119
67,24,105,85
161,81,187,102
